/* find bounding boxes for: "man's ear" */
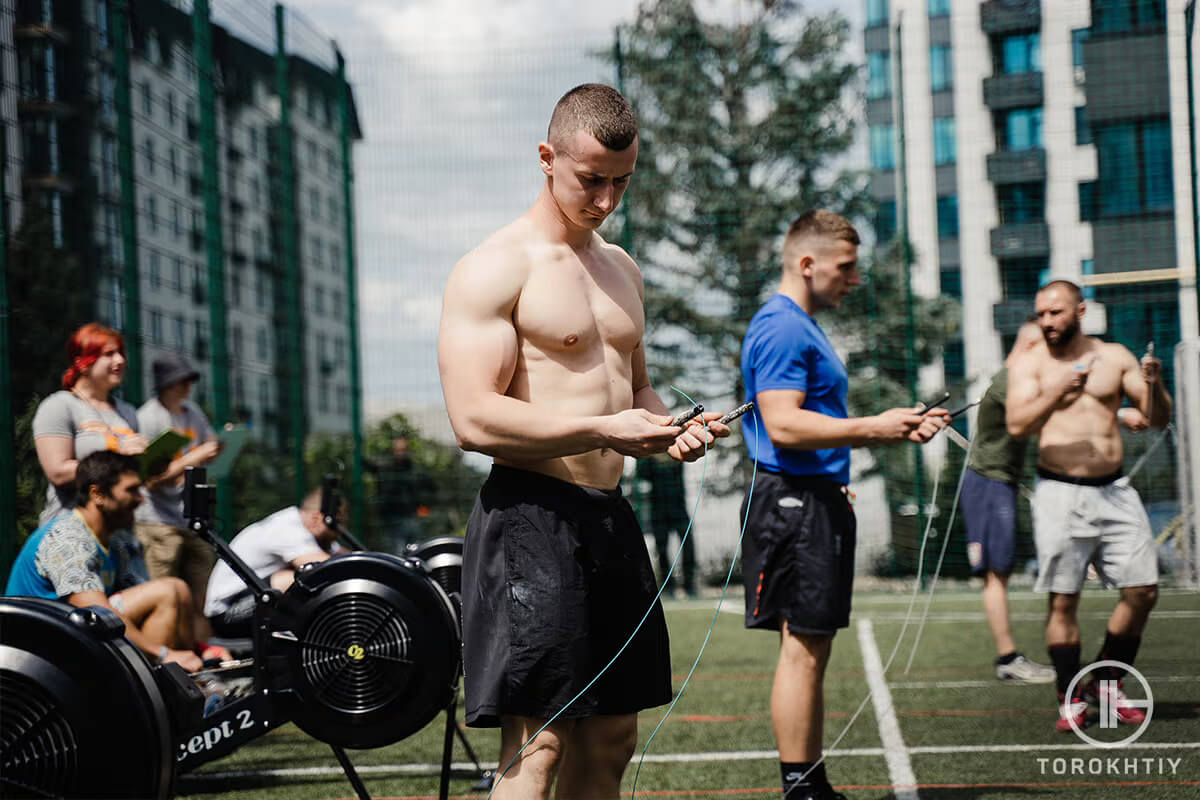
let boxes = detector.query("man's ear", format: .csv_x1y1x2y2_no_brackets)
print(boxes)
538,141,554,177
799,254,815,277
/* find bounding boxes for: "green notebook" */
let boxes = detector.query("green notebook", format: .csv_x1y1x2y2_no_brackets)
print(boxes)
206,424,250,481
138,429,192,477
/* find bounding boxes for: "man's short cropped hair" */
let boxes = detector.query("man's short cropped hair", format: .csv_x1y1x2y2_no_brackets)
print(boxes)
547,84,638,152
782,210,860,266
75,450,140,504
1038,279,1083,304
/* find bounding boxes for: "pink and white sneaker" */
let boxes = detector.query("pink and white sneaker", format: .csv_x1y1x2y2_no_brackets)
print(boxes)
1056,697,1088,733
1087,680,1147,725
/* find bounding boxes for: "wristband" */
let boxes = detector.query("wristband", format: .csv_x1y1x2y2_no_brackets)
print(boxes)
158,644,169,663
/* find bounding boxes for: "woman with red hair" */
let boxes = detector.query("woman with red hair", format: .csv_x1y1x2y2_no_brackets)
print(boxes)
33,323,147,524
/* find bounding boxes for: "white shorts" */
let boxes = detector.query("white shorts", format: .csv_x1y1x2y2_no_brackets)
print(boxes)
1031,471,1158,594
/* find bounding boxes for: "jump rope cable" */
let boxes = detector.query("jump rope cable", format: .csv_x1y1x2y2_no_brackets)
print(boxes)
487,387,715,797
629,397,761,798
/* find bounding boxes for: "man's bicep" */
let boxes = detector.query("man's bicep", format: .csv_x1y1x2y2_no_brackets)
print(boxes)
757,389,807,433
1005,365,1042,416
438,263,521,403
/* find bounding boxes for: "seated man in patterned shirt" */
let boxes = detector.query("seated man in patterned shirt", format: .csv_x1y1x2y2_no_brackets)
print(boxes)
6,450,203,671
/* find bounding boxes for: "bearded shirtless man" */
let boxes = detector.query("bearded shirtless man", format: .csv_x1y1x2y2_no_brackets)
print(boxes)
1006,280,1170,733
438,84,730,800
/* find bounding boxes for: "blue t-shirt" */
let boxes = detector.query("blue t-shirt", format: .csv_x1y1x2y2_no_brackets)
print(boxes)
5,512,142,600
740,294,851,484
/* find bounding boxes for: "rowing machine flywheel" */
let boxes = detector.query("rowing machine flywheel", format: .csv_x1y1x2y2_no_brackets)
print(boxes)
0,598,174,799
271,552,460,749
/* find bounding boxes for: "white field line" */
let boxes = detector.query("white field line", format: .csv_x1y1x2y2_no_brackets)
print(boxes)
890,675,1197,690
864,610,1200,622
856,618,919,800
184,741,1200,781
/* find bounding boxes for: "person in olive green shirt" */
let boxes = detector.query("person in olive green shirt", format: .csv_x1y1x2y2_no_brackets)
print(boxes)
962,322,1057,683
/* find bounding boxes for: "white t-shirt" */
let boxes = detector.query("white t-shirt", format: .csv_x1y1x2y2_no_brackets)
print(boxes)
204,506,332,616
135,397,216,528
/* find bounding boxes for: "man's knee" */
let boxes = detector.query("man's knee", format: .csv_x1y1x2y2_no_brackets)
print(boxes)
781,626,833,669
1048,592,1079,618
1122,584,1158,611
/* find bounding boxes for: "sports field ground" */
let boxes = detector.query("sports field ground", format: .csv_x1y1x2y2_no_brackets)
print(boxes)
178,585,1200,800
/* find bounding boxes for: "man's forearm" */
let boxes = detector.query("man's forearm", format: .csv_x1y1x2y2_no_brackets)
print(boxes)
1145,383,1173,427
1007,392,1060,437
767,409,879,449
449,392,605,459
633,384,671,417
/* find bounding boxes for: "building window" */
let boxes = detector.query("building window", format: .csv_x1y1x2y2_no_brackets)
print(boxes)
998,107,1043,151
1095,118,1173,216
997,32,1040,75
330,242,341,272
874,199,897,243
315,286,326,314
1081,259,1096,299
145,194,158,233
1074,107,1092,146
141,82,152,116
936,194,958,239
867,0,889,27
870,125,896,170
256,270,268,310
1092,0,1166,35
929,0,950,16
318,382,330,414
149,309,163,343
175,315,186,349
940,267,962,299
1072,28,1090,70
999,258,1047,301
174,258,185,292
933,117,956,165
232,325,243,359
867,52,891,100
332,290,343,320
328,196,339,224
257,327,269,361
311,236,323,269
929,45,952,92
309,188,320,219
944,339,965,382
259,378,271,414
998,183,1045,224
143,136,155,175
172,201,183,237
166,91,176,127
169,146,179,182
148,252,161,289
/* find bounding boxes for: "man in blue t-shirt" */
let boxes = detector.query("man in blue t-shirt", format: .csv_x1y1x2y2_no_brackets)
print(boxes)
7,451,203,672
739,210,949,800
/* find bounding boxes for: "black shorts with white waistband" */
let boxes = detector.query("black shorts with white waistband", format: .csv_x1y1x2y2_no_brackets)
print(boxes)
740,470,856,637
461,465,672,728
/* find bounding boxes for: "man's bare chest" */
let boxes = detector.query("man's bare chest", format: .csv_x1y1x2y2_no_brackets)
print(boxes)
513,262,643,357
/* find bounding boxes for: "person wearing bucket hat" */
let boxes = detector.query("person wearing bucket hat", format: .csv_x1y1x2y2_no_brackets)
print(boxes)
135,352,223,645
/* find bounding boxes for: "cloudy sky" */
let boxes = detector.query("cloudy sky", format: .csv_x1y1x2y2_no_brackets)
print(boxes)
233,0,865,429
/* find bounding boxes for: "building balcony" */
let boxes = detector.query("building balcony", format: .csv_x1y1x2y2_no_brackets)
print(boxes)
980,0,1040,35
990,221,1049,259
986,148,1046,185
982,72,1043,110
992,299,1035,335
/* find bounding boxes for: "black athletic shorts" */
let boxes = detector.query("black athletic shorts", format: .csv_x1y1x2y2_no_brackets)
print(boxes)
461,465,672,728
740,470,856,637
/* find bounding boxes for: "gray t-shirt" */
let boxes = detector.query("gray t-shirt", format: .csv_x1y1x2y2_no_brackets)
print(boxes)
134,397,217,529
33,390,140,525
